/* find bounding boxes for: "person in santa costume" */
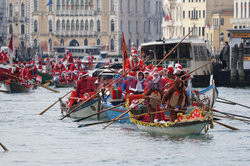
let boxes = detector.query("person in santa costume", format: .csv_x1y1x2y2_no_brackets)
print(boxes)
122,73,137,95
174,63,190,82
125,50,145,76
0,50,8,64
76,72,96,98
88,53,94,65
106,57,113,66
62,50,74,69
55,59,66,74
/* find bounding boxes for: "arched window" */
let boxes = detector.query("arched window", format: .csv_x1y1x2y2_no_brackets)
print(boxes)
21,24,25,34
85,0,88,10
85,20,88,31
97,20,101,32
84,39,88,46
81,0,84,9
80,20,84,30
49,4,52,11
90,0,93,9
21,3,25,17
76,0,79,10
220,32,224,42
71,0,75,10
9,24,13,34
90,19,94,31
62,20,65,30
148,20,150,33
34,0,38,11
66,20,70,30
56,20,60,31
9,3,13,17
144,21,146,33
34,20,38,32
110,0,114,11
76,20,79,31
111,19,114,32
49,20,53,32
97,0,101,11
57,0,60,10
33,39,37,48
62,0,65,10
60,39,64,46
110,39,114,51
48,39,53,52
71,20,75,31
97,39,101,45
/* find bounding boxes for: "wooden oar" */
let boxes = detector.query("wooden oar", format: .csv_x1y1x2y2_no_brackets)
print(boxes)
3,72,60,93
213,120,239,130
102,99,145,129
0,142,9,151
156,28,194,67
104,67,119,74
97,95,101,121
74,103,125,122
216,100,236,105
210,107,250,120
214,114,250,123
39,90,72,115
217,97,250,110
60,68,133,120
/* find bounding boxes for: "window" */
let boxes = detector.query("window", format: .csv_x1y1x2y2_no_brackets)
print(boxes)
136,0,138,13
34,0,38,11
136,21,138,33
66,20,70,31
48,39,52,52
203,10,205,18
128,20,131,33
199,27,201,36
111,0,114,11
120,0,123,13
62,20,65,30
144,21,146,33
188,11,190,18
90,19,94,31
62,0,65,10
56,20,60,31
60,39,64,46
111,19,115,32
76,0,79,10
81,0,84,9
220,18,224,25
49,20,53,32
9,24,13,34
128,0,130,13
49,3,52,11
84,39,88,46
220,32,224,42
71,0,74,10
71,20,74,31
80,20,84,30
183,27,185,36
97,39,101,45
236,3,238,18
97,20,101,32
9,3,13,17
136,39,139,48
244,2,247,18
85,20,88,31
120,20,122,32
21,3,25,17
110,39,114,51
33,39,37,48
90,0,93,9
148,20,151,33
34,20,38,32
183,11,185,19
144,0,146,13
76,20,79,31
241,3,243,18
85,0,88,10
97,0,101,11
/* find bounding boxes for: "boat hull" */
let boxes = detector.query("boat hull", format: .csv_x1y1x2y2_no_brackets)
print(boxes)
69,99,106,120
4,82,31,93
0,64,10,81
135,120,209,136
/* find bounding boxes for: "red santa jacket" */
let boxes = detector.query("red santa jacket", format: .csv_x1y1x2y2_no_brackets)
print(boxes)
55,63,66,73
76,76,96,97
63,53,74,65
70,64,76,71
125,57,145,76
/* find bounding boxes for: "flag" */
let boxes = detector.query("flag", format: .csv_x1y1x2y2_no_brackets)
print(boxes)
8,34,14,64
122,32,128,73
88,1,91,7
46,0,53,6
162,8,171,22
67,0,72,8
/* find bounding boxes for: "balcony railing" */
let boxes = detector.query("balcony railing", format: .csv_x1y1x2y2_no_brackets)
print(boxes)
19,34,26,40
7,17,14,22
54,30,97,37
19,17,26,22
55,10,95,16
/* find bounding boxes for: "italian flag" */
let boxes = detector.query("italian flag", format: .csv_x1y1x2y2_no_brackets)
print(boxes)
67,0,72,8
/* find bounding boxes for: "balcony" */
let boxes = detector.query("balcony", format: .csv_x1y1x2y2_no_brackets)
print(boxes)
19,17,26,22
53,30,97,37
19,34,26,40
7,17,14,22
230,18,250,25
55,10,95,16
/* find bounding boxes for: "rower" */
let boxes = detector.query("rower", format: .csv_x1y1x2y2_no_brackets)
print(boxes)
76,72,96,99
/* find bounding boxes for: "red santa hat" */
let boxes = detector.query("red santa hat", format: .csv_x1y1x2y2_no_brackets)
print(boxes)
158,67,164,73
18,62,21,65
176,66,183,72
175,63,182,68
127,73,135,79
66,49,69,52
131,48,138,55
143,70,149,74
80,71,88,77
167,66,174,74
152,71,159,76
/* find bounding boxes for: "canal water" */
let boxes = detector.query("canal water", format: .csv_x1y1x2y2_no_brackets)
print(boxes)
0,87,250,165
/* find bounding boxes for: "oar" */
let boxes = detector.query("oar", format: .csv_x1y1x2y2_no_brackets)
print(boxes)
3,72,60,93
74,103,125,122
0,142,9,151
210,107,250,120
156,28,194,67
102,99,145,129
217,97,250,110
216,100,236,105
39,90,72,115
97,95,101,121
104,67,119,74
213,120,239,130
60,68,133,120
214,115,250,123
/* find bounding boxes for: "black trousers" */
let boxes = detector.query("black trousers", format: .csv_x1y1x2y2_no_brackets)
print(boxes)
222,60,227,69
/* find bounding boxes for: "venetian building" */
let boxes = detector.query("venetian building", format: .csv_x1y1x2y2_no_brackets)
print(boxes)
162,0,183,39
231,0,250,29
0,0,7,46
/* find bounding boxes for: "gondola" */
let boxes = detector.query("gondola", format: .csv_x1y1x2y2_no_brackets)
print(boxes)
3,81,32,93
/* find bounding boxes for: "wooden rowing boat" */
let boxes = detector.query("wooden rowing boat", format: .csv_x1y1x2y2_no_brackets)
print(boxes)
129,107,213,136
61,98,106,120
55,82,76,88
3,81,32,93
37,71,53,84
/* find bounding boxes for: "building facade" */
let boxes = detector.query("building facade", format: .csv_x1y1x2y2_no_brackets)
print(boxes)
206,9,234,54
231,0,250,29
162,0,183,39
0,0,7,46
5,0,162,57
182,0,233,39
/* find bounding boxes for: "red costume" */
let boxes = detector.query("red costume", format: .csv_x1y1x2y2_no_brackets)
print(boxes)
63,52,74,69
88,55,94,64
125,57,145,76
76,74,96,98
55,62,66,73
